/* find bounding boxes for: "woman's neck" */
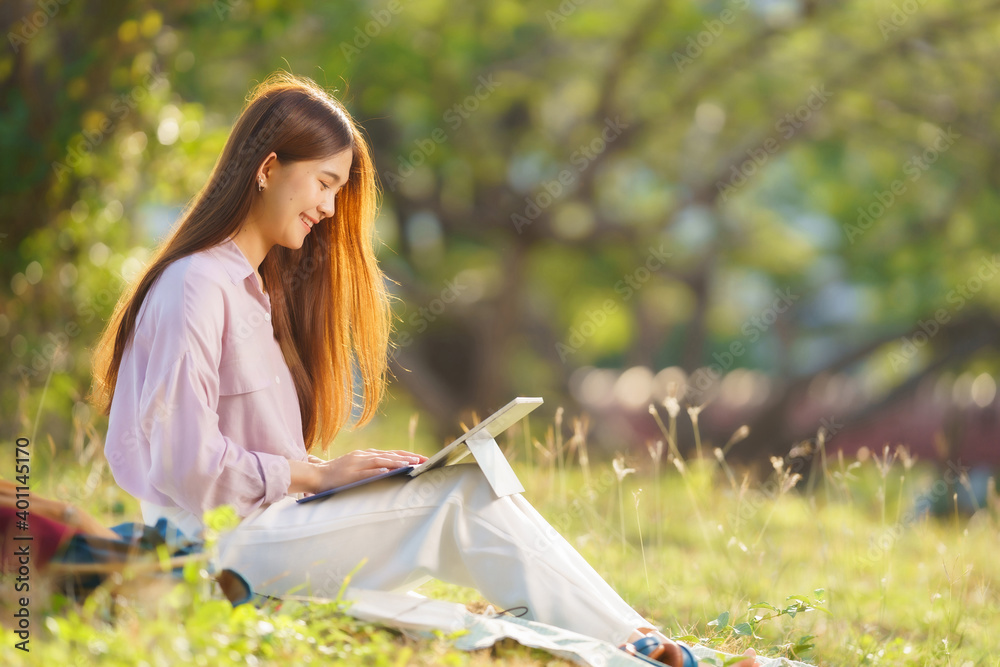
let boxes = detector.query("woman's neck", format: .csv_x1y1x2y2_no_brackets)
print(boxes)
230,227,270,294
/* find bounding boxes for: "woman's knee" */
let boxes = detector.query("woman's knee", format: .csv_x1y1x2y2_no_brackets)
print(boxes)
405,464,493,508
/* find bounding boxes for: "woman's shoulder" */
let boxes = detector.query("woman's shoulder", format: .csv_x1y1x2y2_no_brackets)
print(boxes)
157,245,233,290
140,246,233,332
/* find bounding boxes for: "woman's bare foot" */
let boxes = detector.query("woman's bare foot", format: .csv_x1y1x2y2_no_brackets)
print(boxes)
626,627,760,667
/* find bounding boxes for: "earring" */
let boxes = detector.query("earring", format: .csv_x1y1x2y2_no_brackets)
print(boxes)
257,177,264,192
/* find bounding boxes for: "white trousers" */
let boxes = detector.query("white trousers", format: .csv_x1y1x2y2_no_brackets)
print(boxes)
141,464,653,645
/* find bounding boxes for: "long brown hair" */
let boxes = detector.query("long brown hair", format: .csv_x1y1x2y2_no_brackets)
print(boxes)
90,71,390,450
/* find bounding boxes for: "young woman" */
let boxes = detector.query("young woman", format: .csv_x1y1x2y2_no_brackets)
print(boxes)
91,72,757,667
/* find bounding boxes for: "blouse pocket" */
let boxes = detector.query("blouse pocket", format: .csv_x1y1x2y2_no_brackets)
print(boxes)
218,355,273,396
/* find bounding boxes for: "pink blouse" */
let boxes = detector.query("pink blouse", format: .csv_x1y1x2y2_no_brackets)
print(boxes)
105,237,307,523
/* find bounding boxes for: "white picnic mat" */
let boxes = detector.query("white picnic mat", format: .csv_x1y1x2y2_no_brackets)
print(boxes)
342,587,814,667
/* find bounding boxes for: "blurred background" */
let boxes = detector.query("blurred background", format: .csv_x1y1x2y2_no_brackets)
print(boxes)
3,0,1000,472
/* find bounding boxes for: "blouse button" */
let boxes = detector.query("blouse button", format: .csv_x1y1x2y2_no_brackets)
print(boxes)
264,312,271,322
275,375,281,384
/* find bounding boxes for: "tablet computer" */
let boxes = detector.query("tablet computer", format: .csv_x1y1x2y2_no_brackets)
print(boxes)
296,466,414,504
295,396,543,504
409,396,543,474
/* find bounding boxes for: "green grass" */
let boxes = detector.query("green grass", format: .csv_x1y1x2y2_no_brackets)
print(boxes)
3,406,1000,666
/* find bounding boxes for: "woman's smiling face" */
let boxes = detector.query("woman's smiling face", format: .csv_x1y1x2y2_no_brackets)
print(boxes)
256,148,352,250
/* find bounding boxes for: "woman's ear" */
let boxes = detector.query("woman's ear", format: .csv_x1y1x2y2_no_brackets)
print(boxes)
258,151,279,183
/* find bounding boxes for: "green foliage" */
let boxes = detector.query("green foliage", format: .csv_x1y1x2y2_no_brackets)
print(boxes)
5,4,1000,660
5,1,1000,451
692,590,828,660
5,405,1000,666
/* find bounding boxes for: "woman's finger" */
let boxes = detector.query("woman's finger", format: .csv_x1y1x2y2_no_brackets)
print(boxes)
355,448,424,459
384,449,428,460
358,456,411,469
361,450,425,463
339,451,423,471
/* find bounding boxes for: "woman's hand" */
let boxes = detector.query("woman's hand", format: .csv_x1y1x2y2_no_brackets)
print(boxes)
305,449,428,493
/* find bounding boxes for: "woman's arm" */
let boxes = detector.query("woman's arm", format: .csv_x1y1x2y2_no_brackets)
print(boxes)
112,267,295,520
288,450,429,494
288,459,321,494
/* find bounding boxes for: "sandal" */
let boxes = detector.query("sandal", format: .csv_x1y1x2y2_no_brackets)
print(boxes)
618,634,697,667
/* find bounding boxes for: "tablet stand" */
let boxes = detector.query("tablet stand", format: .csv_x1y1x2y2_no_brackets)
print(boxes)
466,431,525,497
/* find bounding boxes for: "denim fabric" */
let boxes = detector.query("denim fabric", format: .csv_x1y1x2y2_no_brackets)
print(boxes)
50,517,253,606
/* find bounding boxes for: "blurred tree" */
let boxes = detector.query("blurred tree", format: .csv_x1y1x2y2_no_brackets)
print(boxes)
2,0,1000,460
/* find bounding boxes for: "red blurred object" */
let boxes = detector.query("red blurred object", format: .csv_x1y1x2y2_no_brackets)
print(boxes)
1,507,79,573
